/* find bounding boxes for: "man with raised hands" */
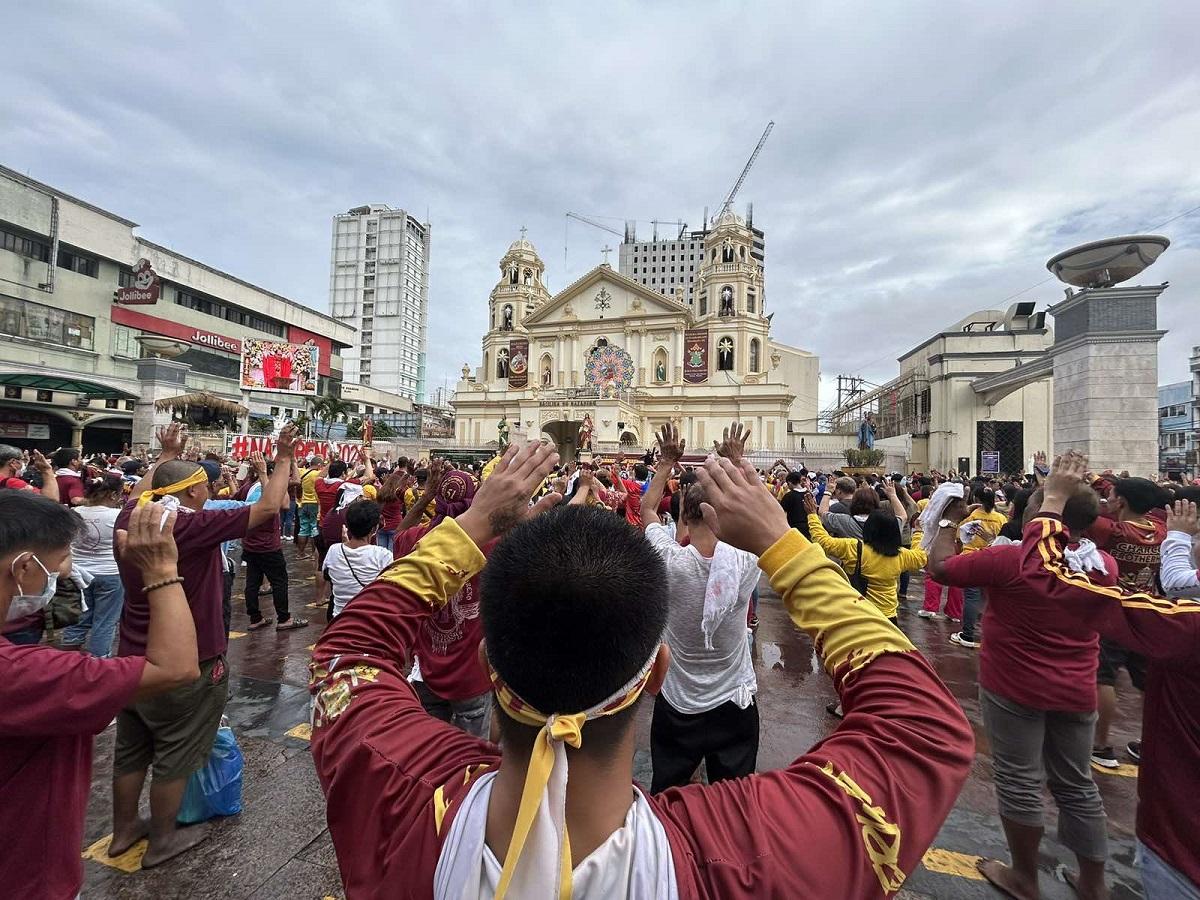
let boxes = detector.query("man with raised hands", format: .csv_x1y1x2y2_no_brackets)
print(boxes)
309,441,972,899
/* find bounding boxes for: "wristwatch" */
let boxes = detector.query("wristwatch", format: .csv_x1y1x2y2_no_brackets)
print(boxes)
938,518,956,529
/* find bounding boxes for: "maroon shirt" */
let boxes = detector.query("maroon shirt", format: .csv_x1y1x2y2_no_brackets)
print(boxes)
55,472,85,506
1023,514,1200,887
0,642,143,899
940,539,1118,712
115,503,251,661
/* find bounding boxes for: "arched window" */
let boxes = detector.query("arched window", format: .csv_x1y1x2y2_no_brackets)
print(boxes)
502,304,514,331
509,266,518,285
699,292,708,315
497,348,510,379
747,291,756,314
540,353,553,387
739,245,746,261
523,269,533,286
717,336,734,371
710,248,716,262
750,338,760,373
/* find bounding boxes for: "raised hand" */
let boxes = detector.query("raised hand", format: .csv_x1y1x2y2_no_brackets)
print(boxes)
656,422,686,466
457,442,561,546
1045,450,1087,500
156,422,187,458
1166,499,1199,536
801,489,818,515
249,451,268,478
275,424,298,458
122,502,180,582
712,422,751,465
695,456,788,557
29,449,52,472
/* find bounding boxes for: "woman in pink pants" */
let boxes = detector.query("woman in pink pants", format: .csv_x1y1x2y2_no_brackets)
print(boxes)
921,574,963,620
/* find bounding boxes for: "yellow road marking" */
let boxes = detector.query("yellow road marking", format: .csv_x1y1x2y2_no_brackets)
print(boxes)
306,602,326,609
228,631,247,640
921,848,985,880
1091,762,1138,778
286,723,313,741
82,834,146,873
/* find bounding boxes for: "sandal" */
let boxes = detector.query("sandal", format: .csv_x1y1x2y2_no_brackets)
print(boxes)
276,617,310,631
248,619,274,631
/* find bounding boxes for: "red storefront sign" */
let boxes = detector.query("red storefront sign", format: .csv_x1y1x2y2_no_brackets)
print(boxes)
114,258,162,305
110,305,241,354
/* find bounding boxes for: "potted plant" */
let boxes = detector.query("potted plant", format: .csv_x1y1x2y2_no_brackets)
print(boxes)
843,447,885,474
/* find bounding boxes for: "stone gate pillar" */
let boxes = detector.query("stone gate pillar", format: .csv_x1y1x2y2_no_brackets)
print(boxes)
132,358,192,451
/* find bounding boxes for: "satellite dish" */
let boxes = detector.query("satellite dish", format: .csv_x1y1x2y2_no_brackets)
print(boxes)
1045,235,1169,288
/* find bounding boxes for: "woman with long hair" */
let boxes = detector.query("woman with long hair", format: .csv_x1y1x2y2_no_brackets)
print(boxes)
59,473,126,656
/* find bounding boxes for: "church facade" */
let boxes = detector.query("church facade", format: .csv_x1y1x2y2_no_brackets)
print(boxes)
452,211,819,458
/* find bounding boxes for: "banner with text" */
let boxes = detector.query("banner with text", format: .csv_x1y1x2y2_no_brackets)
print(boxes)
508,338,529,389
683,329,709,384
226,434,364,463
241,339,320,395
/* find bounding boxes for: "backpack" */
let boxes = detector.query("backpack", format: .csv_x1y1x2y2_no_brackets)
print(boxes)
848,541,870,596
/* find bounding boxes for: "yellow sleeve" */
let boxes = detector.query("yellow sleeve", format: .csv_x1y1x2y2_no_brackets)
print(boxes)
899,539,928,572
377,516,487,611
807,513,856,565
760,530,914,679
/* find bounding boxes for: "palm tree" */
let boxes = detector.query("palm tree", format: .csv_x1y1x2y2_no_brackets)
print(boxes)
310,395,356,439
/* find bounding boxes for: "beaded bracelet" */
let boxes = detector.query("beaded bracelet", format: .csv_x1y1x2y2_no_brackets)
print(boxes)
144,576,185,595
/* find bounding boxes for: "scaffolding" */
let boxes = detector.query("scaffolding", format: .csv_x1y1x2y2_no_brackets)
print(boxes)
822,366,931,439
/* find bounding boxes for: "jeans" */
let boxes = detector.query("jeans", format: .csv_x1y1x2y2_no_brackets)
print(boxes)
1138,839,1200,899
898,570,911,603
412,680,491,738
61,573,125,657
376,528,396,553
961,587,984,641
244,549,291,623
280,500,296,538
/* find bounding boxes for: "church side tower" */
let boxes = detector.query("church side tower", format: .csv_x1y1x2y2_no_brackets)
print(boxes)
692,210,771,379
482,232,551,387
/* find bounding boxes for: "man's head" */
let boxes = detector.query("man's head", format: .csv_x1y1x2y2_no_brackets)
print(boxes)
51,448,81,472
786,471,803,488
0,491,78,619
1106,477,1169,519
481,505,668,756
633,463,649,481
833,476,856,500
345,499,381,540
151,459,209,511
329,460,349,479
0,445,23,477
121,459,146,478
1024,485,1102,535
849,485,880,517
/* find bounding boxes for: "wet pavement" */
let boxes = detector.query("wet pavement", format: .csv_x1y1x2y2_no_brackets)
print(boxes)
81,541,1148,899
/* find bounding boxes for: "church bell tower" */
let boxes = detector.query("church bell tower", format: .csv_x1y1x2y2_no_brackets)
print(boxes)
692,210,770,378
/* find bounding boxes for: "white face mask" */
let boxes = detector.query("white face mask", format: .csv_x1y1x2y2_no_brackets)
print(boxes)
7,553,57,622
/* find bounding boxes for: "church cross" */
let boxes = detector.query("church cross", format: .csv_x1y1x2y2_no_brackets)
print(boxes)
601,245,612,265
520,225,528,240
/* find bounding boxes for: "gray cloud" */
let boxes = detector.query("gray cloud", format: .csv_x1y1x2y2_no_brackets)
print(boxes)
4,0,1197,408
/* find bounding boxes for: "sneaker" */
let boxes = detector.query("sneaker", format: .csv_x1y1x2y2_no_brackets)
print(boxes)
949,632,980,649
917,609,939,619
1091,746,1120,769
1127,741,1142,764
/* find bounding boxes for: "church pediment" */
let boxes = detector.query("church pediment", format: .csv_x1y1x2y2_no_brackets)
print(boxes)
524,266,691,327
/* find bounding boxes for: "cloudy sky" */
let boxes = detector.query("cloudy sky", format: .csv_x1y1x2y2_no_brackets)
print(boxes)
5,1,1198,410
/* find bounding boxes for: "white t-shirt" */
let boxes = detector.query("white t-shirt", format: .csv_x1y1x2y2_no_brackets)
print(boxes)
322,542,394,616
644,524,760,714
71,505,121,576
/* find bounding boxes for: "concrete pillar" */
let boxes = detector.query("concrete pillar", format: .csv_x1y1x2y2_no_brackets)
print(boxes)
132,358,191,451
1048,284,1166,474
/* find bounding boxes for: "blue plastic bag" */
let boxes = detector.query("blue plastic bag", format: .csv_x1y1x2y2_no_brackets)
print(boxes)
177,725,244,824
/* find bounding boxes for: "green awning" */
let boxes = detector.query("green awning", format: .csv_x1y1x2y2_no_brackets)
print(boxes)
0,373,138,400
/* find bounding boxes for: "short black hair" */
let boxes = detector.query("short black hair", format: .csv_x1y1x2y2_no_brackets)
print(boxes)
344,500,381,539
51,448,79,469
786,471,803,486
84,472,124,500
633,463,649,481
0,491,80,557
1007,488,1033,526
1062,485,1102,535
482,505,666,753
152,459,203,489
1112,477,1169,515
861,508,902,556
977,488,996,512
329,460,349,479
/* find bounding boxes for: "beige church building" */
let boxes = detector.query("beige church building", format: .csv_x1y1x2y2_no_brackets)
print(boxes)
452,211,819,457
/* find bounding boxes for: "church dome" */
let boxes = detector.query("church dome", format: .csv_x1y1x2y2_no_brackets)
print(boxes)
712,208,746,228
508,237,535,253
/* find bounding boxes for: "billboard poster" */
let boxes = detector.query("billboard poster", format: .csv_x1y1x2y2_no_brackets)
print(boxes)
508,338,529,389
114,258,162,305
227,434,364,464
683,329,709,384
241,339,319,395
981,450,1000,474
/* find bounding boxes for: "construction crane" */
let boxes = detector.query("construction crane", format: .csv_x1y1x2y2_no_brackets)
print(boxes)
564,212,623,265
649,219,687,241
717,120,775,219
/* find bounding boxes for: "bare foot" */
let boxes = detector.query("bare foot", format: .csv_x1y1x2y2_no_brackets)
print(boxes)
108,817,150,856
977,858,1040,900
1064,868,1110,900
141,823,211,868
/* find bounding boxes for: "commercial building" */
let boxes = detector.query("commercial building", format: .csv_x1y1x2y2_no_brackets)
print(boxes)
617,210,765,310
329,205,431,402
454,210,818,457
1158,378,1195,476
0,165,355,452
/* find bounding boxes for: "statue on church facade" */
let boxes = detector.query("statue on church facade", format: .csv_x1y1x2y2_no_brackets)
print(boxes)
578,414,594,453
656,359,667,383
498,416,511,450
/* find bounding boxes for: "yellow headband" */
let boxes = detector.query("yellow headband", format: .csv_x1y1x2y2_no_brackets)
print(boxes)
136,466,209,506
489,651,658,900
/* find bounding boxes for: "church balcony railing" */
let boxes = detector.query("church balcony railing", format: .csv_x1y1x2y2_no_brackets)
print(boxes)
704,262,757,276
537,387,649,404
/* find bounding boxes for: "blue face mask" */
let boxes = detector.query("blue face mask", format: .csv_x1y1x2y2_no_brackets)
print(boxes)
6,553,57,622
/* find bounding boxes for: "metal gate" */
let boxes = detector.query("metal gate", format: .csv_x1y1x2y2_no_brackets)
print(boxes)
976,421,1024,476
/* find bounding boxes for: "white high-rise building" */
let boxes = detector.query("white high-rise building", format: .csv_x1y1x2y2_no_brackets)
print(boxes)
329,205,430,401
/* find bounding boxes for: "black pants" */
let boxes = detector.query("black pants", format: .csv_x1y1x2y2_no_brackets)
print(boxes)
243,549,290,623
222,563,234,637
650,693,759,793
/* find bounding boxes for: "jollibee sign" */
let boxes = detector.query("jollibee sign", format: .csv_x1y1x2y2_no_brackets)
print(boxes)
227,434,365,464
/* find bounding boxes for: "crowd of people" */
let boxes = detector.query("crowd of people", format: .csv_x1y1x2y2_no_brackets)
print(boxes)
0,421,1197,899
